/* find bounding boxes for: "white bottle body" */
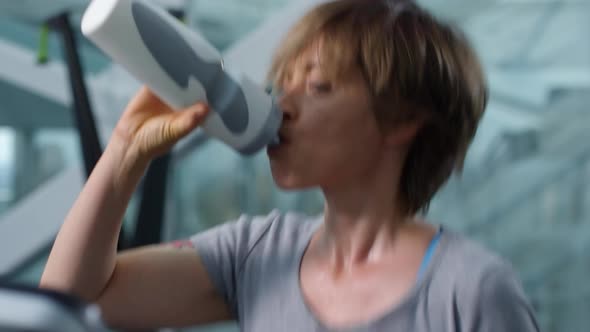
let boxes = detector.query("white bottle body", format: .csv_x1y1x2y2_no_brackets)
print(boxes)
81,0,281,154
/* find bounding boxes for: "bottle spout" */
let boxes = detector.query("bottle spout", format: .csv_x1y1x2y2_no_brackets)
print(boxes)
236,101,283,155
268,134,281,147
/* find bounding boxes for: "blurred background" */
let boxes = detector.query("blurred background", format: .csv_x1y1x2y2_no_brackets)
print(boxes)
0,0,588,331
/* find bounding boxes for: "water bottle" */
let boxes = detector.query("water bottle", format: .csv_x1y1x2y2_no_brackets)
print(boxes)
81,0,281,155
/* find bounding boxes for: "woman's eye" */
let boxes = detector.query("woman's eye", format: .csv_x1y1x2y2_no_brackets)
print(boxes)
309,82,332,94
266,85,283,97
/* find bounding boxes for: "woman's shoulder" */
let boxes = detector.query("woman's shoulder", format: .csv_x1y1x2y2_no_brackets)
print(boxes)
226,209,320,275
433,229,529,305
266,209,322,234
429,229,539,331
202,209,320,259
438,229,510,275
192,209,319,255
247,209,321,251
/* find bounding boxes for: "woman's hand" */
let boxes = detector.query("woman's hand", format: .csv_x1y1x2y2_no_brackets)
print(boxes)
40,87,231,326
112,86,210,166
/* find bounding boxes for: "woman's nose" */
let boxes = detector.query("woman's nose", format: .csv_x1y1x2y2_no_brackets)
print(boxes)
277,87,300,123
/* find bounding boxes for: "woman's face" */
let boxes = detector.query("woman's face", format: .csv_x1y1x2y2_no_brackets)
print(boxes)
267,45,388,190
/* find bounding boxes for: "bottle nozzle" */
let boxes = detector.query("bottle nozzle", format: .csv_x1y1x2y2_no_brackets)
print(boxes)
268,134,281,147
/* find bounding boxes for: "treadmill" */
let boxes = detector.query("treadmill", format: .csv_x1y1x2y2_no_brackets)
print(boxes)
0,283,108,332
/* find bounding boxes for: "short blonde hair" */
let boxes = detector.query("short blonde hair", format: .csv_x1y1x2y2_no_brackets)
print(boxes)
268,0,488,214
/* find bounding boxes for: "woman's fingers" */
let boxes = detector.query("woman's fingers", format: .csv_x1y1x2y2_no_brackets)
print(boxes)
125,86,170,116
115,86,211,161
168,102,210,141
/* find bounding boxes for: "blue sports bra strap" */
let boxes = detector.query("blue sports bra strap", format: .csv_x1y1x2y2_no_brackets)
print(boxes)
417,229,443,281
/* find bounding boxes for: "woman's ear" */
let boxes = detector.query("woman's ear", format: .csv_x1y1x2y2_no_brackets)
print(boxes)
384,119,425,147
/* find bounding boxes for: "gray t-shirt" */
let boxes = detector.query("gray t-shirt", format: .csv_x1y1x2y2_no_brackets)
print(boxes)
190,210,539,331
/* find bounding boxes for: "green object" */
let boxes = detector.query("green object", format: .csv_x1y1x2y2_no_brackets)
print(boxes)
37,24,49,64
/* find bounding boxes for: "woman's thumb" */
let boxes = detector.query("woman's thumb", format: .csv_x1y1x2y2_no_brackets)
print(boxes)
170,103,209,139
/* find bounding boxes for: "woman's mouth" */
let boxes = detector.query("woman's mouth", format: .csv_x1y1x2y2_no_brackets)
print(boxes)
267,132,290,155
278,132,289,145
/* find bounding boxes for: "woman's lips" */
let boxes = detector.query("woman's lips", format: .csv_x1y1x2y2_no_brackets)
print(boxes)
267,133,290,155
267,132,286,149
278,132,289,144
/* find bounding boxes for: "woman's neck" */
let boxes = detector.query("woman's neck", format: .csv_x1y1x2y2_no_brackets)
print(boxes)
318,158,414,273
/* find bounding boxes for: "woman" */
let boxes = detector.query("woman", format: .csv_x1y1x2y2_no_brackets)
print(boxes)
40,0,540,331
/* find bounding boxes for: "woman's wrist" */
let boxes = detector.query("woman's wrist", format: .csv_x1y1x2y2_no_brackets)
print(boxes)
104,135,150,191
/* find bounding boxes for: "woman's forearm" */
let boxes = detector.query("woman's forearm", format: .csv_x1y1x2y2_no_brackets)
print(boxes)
39,138,148,301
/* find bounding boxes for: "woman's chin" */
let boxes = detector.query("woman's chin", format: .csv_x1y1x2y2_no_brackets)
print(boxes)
271,172,312,190
269,158,318,190
273,177,303,190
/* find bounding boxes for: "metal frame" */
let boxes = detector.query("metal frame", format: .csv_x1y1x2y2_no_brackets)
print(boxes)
47,13,102,178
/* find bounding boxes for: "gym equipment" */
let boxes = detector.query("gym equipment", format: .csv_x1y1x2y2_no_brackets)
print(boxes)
0,283,107,332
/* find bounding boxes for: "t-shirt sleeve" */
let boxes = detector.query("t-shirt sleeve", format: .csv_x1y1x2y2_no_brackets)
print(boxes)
469,263,540,332
189,212,276,319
